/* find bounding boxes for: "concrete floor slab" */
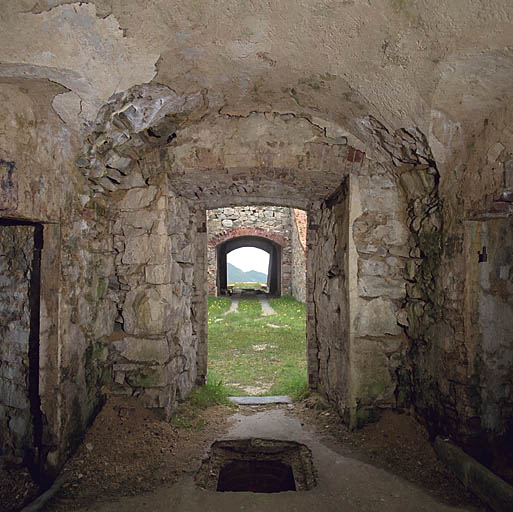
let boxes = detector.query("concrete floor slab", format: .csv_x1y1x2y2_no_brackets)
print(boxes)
259,296,276,316
77,408,473,512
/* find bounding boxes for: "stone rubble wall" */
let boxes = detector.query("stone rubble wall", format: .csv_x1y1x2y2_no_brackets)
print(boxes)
290,209,307,302
70,86,209,422
0,225,34,462
432,105,513,462
307,157,410,428
207,206,299,296
107,166,204,418
306,182,351,421
361,112,513,464
192,209,208,386
349,161,410,426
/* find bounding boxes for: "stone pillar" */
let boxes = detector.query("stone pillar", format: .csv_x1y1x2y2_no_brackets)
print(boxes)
193,208,208,385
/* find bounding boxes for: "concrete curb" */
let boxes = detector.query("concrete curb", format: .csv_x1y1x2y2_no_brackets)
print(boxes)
228,396,292,405
434,436,513,512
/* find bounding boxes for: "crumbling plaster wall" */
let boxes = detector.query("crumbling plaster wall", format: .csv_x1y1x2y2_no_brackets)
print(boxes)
1,0,513,485
0,81,115,477
434,104,513,465
359,105,513,471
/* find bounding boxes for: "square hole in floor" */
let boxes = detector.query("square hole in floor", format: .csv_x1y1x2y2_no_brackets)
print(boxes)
196,438,317,493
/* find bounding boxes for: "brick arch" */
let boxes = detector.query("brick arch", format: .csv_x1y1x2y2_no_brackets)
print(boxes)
209,227,288,248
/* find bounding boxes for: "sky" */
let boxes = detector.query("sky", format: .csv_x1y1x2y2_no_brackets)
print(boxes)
227,247,269,274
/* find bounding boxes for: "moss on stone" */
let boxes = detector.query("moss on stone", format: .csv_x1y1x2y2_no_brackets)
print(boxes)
126,367,165,388
97,278,108,300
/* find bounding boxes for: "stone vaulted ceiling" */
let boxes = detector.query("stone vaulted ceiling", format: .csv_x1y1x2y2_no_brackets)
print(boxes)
1,0,513,203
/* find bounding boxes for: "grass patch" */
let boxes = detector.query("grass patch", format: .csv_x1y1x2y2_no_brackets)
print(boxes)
208,297,231,317
208,295,307,399
170,372,231,430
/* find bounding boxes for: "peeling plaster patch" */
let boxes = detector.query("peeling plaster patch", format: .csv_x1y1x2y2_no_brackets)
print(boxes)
0,3,160,128
0,159,18,210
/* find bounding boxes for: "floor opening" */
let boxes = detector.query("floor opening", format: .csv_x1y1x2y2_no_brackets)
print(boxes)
196,438,316,493
217,459,296,493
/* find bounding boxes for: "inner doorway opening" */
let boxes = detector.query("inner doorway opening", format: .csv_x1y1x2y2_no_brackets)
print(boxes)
0,219,43,478
218,237,280,296
227,246,270,294
206,206,308,399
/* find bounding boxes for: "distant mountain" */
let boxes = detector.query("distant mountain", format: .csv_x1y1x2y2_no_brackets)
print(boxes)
245,269,268,282
227,263,267,283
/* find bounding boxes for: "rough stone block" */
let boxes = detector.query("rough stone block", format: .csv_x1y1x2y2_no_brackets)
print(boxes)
148,234,170,263
122,286,175,336
114,337,169,364
353,337,395,403
358,275,406,300
354,297,402,337
117,186,157,210
122,235,151,264
126,366,167,388
145,264,172,284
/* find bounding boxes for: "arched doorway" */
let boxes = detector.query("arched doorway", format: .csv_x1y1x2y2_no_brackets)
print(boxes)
216,236,282,295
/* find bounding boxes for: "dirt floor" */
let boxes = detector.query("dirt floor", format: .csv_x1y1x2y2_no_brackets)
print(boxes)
37,395,232,511
0,461,39,512
290,395,485,510
3,393,488,511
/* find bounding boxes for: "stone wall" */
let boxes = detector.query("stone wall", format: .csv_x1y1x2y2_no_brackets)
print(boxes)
206,206,297,296
291,209,307,302
307,181,351,421
307,158,410,428
429,105,513,464
0,225,36,463
106,168,205,418
349,160,410,425
360,112,513,468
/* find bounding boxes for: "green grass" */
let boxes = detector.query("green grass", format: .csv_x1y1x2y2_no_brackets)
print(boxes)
170,371,231,430
207,295,307,399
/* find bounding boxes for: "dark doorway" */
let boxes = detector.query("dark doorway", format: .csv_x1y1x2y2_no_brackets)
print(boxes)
0,219,43,477
216,236,282,296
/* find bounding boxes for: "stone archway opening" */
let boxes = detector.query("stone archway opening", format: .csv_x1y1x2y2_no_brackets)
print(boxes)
226,246,271,292
218,236,279,296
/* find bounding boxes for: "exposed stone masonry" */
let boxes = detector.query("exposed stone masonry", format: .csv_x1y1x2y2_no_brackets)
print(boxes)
307,156,410,428
2,1,513,487
291,209,307,303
